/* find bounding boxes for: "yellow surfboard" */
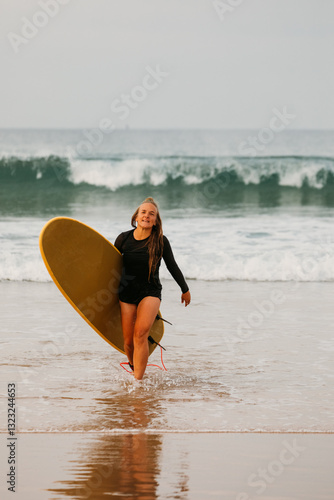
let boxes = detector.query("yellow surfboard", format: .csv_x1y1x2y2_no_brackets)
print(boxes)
39,217,164,355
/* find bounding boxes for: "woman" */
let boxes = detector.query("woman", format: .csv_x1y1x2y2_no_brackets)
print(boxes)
114,197,191,380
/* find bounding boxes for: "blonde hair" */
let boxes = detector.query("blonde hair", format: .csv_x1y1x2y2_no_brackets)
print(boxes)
131,197,164,280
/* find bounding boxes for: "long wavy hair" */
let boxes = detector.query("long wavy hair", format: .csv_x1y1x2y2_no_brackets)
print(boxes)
131,197,164,280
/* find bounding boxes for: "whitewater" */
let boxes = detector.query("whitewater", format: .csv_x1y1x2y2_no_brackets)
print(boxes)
1,128,334,283
1,211,334,283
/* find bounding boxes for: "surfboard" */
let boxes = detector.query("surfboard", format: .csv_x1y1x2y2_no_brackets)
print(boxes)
39,217,164,355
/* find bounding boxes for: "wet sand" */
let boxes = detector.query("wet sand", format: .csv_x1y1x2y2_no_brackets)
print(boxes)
1,432,333,499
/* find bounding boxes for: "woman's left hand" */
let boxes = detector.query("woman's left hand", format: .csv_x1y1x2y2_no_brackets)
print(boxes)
181,290,191,307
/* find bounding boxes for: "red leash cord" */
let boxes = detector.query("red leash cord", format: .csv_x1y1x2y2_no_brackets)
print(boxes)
148,343,167,371
120,344,167,374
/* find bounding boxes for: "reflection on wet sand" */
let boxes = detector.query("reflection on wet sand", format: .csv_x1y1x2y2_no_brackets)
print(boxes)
49,433,162,499
94,389,164,431
48,392,189,499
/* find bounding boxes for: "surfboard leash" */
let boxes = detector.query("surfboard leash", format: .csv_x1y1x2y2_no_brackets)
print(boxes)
146,315,169,369
147,343,167,372
147,336,167,371
120,337,167,374
120,362,135,374
119,316,170,374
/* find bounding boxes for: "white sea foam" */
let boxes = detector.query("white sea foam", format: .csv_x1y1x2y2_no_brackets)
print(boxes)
69,158,155,190
2,147,334,192
68,155,334,190
1,214,334,283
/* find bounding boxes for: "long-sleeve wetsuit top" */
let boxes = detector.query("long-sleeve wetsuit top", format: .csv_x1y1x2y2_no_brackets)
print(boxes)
114,229,189,301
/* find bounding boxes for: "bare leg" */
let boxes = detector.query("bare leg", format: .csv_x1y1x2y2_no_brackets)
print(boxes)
133,297,161,380
119,301,137,367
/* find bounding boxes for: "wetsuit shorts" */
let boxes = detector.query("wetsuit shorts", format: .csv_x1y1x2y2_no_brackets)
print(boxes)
118,281,162,306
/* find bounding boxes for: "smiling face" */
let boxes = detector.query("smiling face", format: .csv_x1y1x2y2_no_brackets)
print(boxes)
136,203,157,230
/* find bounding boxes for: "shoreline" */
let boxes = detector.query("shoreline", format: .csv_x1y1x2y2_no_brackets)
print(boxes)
1,429,333,434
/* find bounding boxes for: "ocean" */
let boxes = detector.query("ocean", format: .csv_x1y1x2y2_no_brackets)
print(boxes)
1,128,334,283
1,129,334,499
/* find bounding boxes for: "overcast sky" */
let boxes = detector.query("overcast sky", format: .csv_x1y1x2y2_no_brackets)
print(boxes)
1,0,334,129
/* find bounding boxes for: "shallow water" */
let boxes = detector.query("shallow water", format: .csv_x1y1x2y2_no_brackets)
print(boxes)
1,280,333,433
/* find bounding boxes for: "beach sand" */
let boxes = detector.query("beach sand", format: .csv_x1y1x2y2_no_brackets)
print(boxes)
1,432,333,499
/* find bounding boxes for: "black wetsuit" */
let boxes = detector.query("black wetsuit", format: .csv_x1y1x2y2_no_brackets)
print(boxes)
114,229,188,305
